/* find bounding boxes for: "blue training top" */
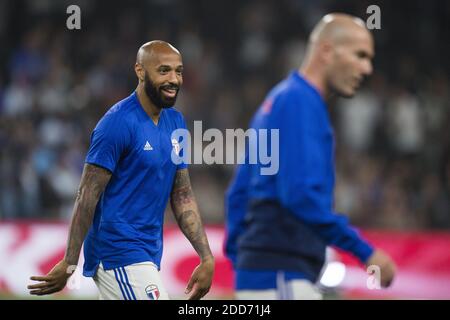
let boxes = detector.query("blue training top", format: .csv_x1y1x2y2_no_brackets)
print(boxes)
83,91,187,277
225,71,374,286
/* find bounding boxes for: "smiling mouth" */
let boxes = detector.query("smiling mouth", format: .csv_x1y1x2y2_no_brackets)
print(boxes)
161,87,178,99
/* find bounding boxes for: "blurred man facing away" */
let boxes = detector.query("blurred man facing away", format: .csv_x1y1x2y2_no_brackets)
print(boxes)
225,13,396,300
28,41,214,300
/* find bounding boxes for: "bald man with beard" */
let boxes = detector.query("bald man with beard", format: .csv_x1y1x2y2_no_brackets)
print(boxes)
28,41,214,300
225,13,396,299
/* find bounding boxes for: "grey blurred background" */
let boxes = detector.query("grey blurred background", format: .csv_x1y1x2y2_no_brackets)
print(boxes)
0,0,449,231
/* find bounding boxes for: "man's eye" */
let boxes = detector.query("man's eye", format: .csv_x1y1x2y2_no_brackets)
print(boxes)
357,52,367,59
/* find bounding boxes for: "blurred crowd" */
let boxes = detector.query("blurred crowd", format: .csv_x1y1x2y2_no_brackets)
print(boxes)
0,0,449,229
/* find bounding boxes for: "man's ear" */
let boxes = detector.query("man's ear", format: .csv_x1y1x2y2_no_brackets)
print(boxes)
319,41,334,64
135,63,145,81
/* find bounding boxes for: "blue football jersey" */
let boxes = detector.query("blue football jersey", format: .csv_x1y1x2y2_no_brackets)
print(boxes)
83,91,187,277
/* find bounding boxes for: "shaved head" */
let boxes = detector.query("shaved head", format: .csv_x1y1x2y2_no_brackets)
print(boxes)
301,13,374,98
309,13,369,47
136,40,181,66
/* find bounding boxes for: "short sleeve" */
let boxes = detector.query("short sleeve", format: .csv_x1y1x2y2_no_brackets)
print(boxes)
85,112,130,173
175,111,188,170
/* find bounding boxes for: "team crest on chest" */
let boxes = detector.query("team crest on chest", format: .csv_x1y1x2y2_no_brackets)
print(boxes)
172,138,181,156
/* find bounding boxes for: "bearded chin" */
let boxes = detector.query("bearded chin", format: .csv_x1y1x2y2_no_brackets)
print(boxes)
144,75,177,109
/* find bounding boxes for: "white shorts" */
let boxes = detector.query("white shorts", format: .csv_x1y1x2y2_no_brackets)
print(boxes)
93,261,170,300
236,278,322,300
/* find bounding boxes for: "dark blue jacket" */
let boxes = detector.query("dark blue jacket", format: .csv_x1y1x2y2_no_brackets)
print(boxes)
224,71,374,282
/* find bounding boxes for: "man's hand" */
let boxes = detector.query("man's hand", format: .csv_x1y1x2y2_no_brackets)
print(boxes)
365,249,396,288
185,257,214,300
28,260,75,296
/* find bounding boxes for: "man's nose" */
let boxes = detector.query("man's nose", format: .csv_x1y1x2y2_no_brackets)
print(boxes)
168,71,180,84
362,60,373,76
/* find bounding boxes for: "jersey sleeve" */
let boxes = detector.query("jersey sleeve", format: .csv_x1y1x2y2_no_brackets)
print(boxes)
85,111,130,173
175,111,189,170
274,93,374,263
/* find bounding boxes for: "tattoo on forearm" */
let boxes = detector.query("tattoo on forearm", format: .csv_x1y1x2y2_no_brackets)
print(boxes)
171,169,194,205
171,185,194,205
64,164,111,265
171,169,213,260
176,209,212,259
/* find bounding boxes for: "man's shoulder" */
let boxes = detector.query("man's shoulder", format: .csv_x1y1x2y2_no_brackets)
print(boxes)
164,106,184,118
95,94,137,132
164,106,186,125
105,93,137,118
272,74,323,110
267,76,301,103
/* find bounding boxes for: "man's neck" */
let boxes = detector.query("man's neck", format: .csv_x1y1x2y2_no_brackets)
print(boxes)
298,65,332,101
136,85,161,125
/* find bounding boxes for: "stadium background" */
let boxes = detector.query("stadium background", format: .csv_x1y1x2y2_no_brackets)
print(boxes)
0,0,449,299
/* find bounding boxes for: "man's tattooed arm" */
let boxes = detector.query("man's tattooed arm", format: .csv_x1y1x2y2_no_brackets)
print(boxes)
170,169,213,261
64,164,112,265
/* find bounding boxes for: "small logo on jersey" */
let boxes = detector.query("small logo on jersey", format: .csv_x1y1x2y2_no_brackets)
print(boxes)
145,284,160,300
144,141,153,151
172,138,181,156
261,98,273,114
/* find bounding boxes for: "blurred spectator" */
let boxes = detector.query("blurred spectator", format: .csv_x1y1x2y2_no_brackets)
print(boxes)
387,89,424,155
0,0,448,231
338,89,381,152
